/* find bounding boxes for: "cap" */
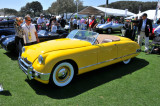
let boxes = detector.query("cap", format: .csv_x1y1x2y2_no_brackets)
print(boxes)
40,14,44,16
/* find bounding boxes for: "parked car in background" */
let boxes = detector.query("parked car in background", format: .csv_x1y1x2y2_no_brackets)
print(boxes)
0,29,15,38
18,30,140,87
0,20,15,28
150,24,159,40
96,22,124,34
1,29,68,52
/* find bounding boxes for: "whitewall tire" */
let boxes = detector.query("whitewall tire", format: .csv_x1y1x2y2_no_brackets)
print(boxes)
123,59,131,64
51,62,74,87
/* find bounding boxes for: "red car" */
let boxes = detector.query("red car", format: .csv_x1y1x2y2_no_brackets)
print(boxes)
150,24,159,40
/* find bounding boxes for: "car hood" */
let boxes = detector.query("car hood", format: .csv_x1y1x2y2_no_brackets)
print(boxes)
22,38,92,62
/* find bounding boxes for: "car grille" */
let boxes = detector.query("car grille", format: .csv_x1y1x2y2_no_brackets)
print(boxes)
19,57,32,74
23,58,32,65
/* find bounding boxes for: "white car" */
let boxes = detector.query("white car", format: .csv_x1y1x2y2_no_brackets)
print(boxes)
96,22,124,34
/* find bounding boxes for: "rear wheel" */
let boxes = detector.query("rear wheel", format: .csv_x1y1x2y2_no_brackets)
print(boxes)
50,62,74,87
123,59,131,64
107,28,112,34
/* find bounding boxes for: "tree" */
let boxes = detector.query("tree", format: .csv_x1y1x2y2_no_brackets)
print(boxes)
99,1,157,14
30,1,43,16
19,1,43,17
48,2,58,15
0,8,18,16
48,0,84,16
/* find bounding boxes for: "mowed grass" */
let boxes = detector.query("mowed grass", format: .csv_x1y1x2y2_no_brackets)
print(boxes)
0,41,160,106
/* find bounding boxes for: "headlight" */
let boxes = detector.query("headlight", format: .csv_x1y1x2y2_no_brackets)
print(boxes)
22,47,25,53
38,55,43,64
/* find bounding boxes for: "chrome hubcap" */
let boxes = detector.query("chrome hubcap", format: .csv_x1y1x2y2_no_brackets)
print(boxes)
58,68,68,79
56,66,70,83
108,29,111,33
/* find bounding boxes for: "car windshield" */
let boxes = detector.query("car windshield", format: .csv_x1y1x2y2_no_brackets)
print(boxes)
67,30,99,45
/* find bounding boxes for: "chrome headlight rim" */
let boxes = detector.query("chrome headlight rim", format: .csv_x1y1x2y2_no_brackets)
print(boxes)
22,47,25,53
38,55,43,64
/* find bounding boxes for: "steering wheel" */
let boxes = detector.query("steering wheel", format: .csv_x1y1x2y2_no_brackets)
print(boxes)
95,39,99,44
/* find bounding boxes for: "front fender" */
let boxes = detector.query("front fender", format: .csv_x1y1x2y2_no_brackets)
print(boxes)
32,49,79,74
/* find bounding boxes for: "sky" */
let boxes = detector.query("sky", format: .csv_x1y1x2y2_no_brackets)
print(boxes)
0,0,159,11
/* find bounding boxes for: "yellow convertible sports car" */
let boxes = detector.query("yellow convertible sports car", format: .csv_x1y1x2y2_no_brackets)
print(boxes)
18,30,140,87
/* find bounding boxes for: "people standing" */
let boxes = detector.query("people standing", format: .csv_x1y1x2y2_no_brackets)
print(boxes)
59,16,66,28
49,16,54,31
73,17,77,29
88,16,92,30
101,16,105,24
132,16,139,41
37,14,45,25
22,15,39,46
77,17,81,29
70,18,74,31
51,18,59,33
37,14,45,30
89,15,98,31
80,17,86,30
135,13,152,52
14,17,26,56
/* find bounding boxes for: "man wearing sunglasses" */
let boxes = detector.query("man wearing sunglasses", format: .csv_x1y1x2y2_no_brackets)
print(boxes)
22,15,39,46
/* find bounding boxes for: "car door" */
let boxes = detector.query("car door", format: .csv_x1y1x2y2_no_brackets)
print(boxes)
112,23,120,31
98,42,118,66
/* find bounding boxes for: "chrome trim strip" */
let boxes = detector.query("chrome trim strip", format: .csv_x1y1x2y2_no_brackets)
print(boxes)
79,52,138,70
33,70,50,75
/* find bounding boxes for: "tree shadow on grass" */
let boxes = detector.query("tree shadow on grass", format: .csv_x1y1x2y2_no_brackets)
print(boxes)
25,58,149,99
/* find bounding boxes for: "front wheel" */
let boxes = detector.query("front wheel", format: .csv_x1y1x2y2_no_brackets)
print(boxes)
50,62,74,87
123,59,131,64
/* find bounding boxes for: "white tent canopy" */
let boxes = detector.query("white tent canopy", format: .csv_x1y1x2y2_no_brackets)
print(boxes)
79,6,136,17
125,10,160,20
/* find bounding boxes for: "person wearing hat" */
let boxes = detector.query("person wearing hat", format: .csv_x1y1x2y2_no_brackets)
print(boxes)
14,17,26,56
37,14,45,25
133,13,153,52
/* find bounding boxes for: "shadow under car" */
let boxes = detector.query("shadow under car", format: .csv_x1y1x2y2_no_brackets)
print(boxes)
25,57,149,99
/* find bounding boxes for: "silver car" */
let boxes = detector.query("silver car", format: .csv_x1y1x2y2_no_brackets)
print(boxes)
96,22,124,34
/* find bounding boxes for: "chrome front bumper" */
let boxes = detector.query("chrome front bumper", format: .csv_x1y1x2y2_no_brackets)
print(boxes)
18,57,50,81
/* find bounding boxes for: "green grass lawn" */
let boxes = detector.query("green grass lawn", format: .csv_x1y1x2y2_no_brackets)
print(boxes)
0,40,160,106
